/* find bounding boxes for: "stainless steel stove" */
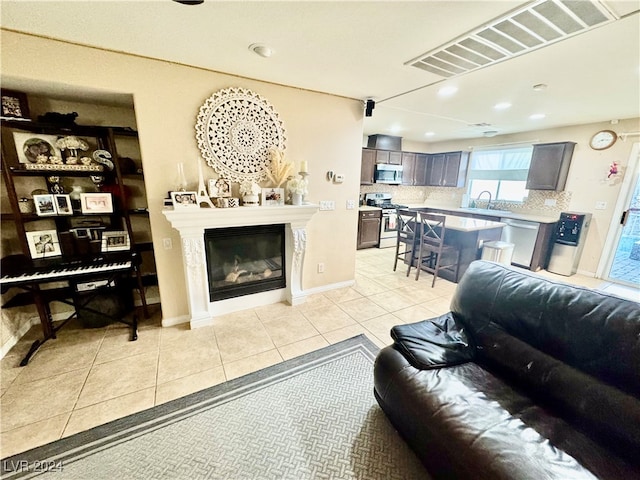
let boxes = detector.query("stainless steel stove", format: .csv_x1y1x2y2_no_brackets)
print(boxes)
364,193,408,248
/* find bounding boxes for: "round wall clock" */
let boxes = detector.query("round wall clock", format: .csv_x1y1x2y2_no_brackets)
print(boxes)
589,130,617,150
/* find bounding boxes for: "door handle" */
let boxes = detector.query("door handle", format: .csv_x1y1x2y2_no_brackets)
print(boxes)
620,210,628,226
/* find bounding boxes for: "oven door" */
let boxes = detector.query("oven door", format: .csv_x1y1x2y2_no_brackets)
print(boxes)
379,211,398,248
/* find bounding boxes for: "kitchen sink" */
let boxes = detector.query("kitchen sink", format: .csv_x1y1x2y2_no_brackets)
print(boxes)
458,207,512,215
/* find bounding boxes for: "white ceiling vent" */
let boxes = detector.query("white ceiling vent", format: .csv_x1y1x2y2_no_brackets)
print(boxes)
408,0,616,78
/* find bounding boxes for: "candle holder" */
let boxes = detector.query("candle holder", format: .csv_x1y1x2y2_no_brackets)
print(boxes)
299,171,309,204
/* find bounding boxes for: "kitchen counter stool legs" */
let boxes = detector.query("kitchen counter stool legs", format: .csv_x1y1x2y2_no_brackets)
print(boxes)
415,213,461,287
394,209,419,277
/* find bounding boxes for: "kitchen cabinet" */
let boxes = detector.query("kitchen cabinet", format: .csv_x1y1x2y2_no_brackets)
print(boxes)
401,152,416,186
427,151,469,187
357,209,381,249
414,154,429,186
360,148,376,184
526,142,575,191
374,149,402,165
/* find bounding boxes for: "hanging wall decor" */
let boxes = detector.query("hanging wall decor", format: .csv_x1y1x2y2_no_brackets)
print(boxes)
195,87,287,183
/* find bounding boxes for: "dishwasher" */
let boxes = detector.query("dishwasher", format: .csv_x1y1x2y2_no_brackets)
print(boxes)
500,218,540,268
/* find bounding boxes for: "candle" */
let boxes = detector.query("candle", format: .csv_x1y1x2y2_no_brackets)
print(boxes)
300,160,308,173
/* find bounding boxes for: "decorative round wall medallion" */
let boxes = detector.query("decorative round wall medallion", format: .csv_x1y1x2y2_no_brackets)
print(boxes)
195,88,287,183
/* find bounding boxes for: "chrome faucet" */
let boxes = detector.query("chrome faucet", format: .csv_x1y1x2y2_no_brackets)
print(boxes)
476,190,493,209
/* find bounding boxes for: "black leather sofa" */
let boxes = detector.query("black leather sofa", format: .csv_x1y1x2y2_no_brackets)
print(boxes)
374,260,640,479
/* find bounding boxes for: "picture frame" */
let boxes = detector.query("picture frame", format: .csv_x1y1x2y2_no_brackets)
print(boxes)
80,193,113,214
101,231,130,252
53,194,73,215
261,188,285,206
12,132,62,164
1,89,30,121
171,191,199,208
213,178,231,198
26,229,61,259
71,228,90,239
33,194,58,216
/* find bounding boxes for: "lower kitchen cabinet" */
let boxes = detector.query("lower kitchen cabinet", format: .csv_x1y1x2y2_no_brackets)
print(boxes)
357,210,381,249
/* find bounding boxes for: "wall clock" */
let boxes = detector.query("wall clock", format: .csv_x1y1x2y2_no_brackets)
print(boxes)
589,130,617,150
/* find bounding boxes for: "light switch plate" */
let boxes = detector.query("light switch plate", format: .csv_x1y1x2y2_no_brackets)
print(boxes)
595,201,607,210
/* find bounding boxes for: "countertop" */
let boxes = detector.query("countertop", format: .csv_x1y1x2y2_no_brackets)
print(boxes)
359,205,382,211
405,205,559,224
438,215,505,232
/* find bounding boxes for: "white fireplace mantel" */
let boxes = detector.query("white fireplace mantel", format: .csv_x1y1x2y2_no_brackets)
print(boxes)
163,204,318,328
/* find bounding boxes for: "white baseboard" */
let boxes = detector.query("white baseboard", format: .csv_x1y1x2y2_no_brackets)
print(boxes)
302,280,356,296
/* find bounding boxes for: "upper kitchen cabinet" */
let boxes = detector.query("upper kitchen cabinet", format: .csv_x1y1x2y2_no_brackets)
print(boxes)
401,152,416,186
526,142,576,191
360,148,376,184
427,151,469,187
375,149,402,165
414,154,429,186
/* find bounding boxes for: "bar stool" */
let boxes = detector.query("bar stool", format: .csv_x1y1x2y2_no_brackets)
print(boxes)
393,209,419,277
415,213,460,287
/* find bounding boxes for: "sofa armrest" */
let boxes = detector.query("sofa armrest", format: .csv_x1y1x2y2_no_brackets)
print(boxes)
391,312,475,370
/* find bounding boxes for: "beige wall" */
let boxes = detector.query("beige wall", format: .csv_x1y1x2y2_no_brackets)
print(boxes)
1,30,363,343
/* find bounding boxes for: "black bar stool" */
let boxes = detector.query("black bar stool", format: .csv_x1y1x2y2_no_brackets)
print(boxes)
393,209,419,277
415,213,460,287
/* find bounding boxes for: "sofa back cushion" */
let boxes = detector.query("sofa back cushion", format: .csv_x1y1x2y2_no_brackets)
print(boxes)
450,260,640,397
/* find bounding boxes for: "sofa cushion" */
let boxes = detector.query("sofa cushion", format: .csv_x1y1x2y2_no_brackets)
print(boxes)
390,313,474,369
374,345,639,479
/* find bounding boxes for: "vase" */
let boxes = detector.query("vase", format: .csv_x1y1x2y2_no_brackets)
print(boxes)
174,162,188,191
242,194,259,206
291,193,302,206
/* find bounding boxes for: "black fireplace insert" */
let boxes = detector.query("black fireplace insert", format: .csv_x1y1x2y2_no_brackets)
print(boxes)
204,224,286,302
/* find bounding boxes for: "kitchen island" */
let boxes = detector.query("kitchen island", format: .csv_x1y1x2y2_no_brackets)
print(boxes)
408,209,505,283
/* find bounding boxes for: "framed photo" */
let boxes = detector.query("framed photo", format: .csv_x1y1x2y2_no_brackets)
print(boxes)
12,132,62,164
261,188,285,206
54,194,73,215
33,194,57,216
171,191,199,208
1,89,30,121
214,178,231,198
80,193,113,214
71,228,90,239
101,231,130,252
26,229,61,259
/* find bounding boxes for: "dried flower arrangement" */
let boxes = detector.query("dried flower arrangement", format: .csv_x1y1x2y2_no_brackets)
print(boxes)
264,147,293,187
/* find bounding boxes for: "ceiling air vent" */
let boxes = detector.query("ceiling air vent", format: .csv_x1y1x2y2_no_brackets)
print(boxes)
408,0,616,78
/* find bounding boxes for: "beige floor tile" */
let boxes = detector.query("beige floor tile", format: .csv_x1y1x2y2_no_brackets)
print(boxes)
214,318,276,364
321,325,372,345
261,311,320,347
254,301,298,322
155,366,226,405
223,349,283,380
1,369,88,432
95,327,161,365
322,287,363,304
367,290,418,312
76,352,158,409
39,318,107,351
302,304,357,333
277,335,330,360
12,341,99,385
294,293,335,313
157,338,222,385
64,387,156,437
393,284,445,302
393,304,439,324
338,297,389,321
0,413,70,458
361,313,404,345
352,275,388,297
160,323,216,350
420,297,453,316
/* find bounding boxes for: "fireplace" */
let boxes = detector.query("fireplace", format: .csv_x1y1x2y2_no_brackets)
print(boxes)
162,204,317,328
205,224,285,301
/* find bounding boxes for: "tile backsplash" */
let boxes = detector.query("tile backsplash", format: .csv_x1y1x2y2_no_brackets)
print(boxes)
360,184,571,216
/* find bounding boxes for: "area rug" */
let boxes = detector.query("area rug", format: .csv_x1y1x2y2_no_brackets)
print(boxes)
1,335,429,479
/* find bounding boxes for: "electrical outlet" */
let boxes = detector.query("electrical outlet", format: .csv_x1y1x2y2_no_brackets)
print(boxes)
317,262,325,273
163,238,173,250
346,199,356,210
320,201,335,211
595,201,607,210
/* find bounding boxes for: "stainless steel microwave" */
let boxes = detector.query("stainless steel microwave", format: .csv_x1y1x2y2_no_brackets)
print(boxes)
374,164,403,184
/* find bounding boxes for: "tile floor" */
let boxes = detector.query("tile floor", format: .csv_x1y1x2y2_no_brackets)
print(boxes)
1,248,638,458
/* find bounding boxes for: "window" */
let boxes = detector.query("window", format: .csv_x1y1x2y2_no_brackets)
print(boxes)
467,146,533,203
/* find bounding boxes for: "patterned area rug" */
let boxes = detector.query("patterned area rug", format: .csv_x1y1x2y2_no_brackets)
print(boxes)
1,335,429,479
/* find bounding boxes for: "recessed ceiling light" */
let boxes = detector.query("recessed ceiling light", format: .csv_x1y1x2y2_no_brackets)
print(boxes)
494,102,511,110
530,113,546,120
425,131,435,137
249,43,274,58
438,85,458,97
172,0,204,4
532,83,548,91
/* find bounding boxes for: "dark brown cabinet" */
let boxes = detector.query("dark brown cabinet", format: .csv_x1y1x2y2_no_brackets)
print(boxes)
357,210,381,249
414,154,429,186
427,151,469,187
401,152,416,186
526,142,575,191
360,148,376,184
